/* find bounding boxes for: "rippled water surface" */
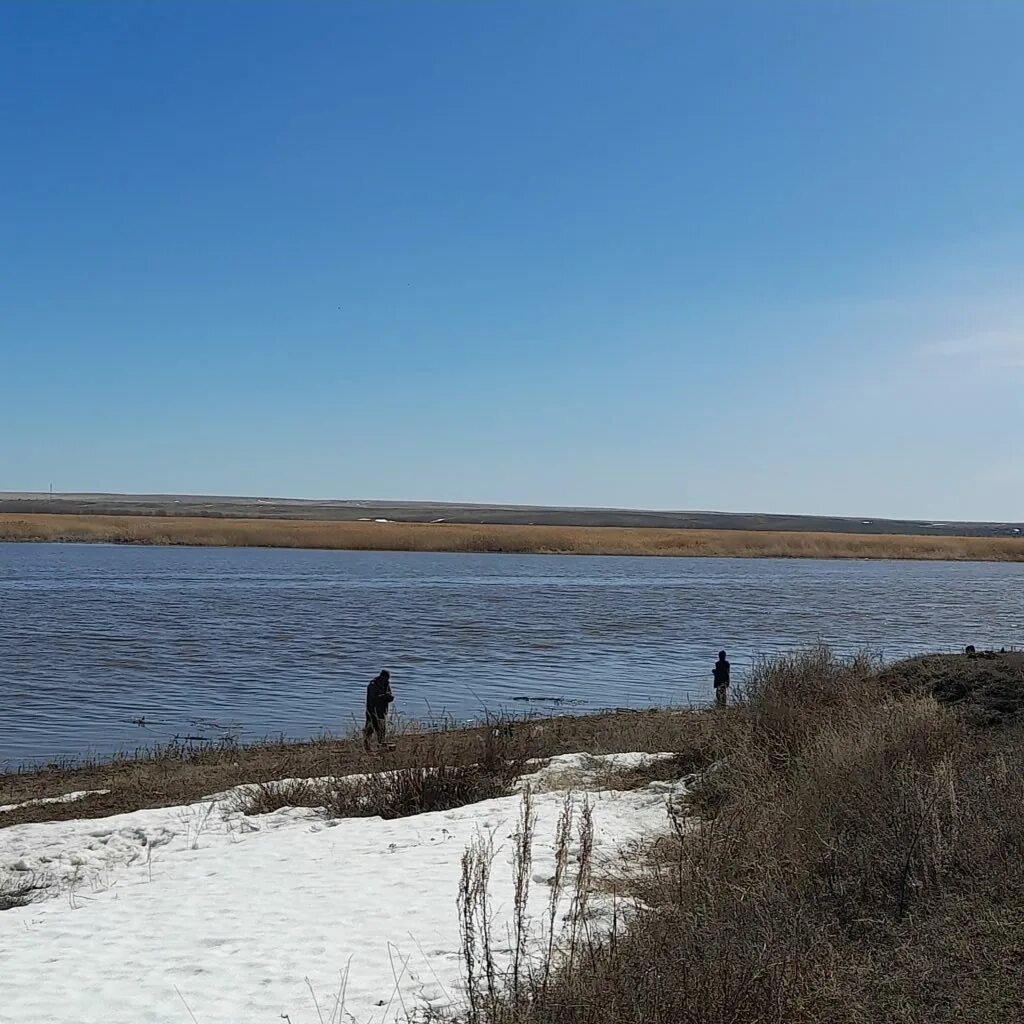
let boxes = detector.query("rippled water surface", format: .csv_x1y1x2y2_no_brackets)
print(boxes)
2,543,1021,766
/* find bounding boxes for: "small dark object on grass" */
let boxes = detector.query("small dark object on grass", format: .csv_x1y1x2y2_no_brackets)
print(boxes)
965,645,977,656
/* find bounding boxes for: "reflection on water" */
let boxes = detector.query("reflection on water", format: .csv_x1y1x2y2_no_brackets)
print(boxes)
1,542,1021,766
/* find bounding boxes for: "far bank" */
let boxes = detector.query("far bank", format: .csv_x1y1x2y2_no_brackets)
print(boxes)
2,513,1023,562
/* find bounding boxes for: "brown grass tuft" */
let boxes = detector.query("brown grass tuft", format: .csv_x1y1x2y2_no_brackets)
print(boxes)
230,763,515,820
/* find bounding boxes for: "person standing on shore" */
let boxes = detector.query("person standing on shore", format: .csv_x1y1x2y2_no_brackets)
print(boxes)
713,651,730,708
364,670,394,750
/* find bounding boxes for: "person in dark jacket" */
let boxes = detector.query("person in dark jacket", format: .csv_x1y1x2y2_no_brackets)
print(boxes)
364,670,394,750
712,651,730,708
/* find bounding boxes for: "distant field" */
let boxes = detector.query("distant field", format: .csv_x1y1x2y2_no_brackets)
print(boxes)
2,512,1022,561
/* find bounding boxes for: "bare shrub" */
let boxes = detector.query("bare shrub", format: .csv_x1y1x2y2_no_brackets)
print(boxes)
227,718,532,820
227,778,327,816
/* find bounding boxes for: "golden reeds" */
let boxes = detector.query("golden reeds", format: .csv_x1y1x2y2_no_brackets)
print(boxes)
0,512,1021,562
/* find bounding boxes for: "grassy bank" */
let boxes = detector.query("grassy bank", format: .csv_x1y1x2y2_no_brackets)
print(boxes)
2,512,1023,561
0,709,717,828
444,648,1024,1024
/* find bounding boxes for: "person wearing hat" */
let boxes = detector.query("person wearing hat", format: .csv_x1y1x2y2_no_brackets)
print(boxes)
364,669,394,750
712,651,730,708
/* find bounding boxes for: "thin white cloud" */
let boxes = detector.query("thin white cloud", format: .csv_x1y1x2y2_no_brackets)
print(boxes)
920,330,1024,369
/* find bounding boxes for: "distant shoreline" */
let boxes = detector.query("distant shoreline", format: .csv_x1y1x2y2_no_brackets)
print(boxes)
2,512,1023,562
2,492,1021,538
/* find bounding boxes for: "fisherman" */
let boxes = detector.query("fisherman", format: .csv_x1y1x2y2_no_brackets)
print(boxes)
712,650,731,708
364,669,394,750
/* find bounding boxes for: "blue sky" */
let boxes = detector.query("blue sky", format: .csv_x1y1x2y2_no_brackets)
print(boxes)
3,1,1022,520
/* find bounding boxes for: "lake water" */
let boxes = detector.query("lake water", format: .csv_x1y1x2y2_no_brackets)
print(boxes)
1,543,1021,767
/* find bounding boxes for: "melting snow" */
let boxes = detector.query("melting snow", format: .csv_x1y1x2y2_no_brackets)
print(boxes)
0,753,685,1023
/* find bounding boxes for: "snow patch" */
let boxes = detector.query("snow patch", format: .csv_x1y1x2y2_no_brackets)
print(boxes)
0,753,687,1023
0,789,110,815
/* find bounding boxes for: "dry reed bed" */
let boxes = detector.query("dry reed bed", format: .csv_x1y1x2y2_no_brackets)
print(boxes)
1,513,1022,562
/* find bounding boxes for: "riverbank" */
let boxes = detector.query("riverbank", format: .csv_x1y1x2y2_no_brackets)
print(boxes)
3,650,1019,828
0,708,712,828
3,512,1024,560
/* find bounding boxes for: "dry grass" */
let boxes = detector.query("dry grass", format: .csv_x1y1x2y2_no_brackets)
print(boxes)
437,648,1024,1024
2,512,1022,561
592,751,712,791
231,725,528,819
232,763,517,820
0,709,717,828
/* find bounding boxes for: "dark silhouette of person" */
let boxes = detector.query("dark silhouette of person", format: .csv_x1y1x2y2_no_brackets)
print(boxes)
364,669,394,750
712,651,730,708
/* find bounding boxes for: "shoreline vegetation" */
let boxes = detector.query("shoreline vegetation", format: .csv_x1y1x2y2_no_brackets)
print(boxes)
2,512,1024,561
444,647,1024,1024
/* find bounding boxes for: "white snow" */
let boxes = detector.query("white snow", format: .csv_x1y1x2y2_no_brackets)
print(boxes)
0,753,685,1024
0,788,110,815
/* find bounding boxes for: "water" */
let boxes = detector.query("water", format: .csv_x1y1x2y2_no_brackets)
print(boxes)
1,542,1021,767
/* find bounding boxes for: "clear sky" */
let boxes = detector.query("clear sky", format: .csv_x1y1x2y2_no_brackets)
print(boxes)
3,1,1022,520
